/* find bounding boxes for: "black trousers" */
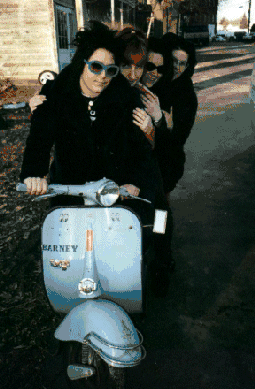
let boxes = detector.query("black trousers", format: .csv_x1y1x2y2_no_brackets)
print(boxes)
153,177,173,268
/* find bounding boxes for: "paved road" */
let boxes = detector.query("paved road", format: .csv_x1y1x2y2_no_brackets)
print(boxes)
31,43,255,388
136,42,255,389
176,42,255,196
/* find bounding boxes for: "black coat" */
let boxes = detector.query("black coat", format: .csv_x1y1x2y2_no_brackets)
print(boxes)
150,71,198,193
20,66,158,203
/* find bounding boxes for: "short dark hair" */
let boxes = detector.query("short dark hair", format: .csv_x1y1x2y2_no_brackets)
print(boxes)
115,28,148,67
71,23,116,76
59,21,116,94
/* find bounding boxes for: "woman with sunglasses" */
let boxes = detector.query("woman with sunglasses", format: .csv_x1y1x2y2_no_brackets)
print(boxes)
22,24,175,298
20,24,161,238
26,27,178,294
140,34,198,195
114,29,176,295
114,32,197,287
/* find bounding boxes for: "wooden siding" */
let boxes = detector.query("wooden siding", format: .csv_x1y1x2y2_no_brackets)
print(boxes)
0,0,59,81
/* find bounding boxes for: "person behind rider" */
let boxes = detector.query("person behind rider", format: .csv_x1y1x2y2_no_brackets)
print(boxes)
113,28,156,147
114,28,175,291
142,33,198,195
113,29,174,182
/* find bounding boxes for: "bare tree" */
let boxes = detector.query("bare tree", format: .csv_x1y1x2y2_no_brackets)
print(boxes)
240,13,248,30
219,17,229,29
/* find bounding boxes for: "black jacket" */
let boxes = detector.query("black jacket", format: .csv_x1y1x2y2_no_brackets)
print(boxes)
150,71,198,193
20,66,158,202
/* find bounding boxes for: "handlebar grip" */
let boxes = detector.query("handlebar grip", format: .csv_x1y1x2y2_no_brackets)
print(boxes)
16,183,28,192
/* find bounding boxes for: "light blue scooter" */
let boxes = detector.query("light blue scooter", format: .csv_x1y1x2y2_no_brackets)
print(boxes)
16,178,167,389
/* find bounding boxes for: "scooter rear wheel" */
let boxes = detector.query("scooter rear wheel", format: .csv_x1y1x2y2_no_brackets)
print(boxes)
63,341,125,389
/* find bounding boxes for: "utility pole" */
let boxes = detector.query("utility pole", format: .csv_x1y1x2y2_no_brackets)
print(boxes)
120,2,124,30
111,0,115,28
75,0,85,30
248,0,252,33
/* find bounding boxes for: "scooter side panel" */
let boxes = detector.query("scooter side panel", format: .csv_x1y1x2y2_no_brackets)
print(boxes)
42,207,143,313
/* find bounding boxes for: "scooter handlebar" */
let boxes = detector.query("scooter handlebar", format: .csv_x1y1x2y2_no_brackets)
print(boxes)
16,180,163,230
16,179,151,205
16,180,112,195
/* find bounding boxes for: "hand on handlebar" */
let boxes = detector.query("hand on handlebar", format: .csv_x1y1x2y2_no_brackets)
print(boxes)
24,177,47,195
121,184,140,197
120,184,141,200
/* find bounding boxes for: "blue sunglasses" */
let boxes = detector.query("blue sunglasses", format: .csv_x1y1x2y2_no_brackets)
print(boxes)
84,60,119,78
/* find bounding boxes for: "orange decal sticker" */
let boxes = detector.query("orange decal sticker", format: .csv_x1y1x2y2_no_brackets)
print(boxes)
86,230,93,252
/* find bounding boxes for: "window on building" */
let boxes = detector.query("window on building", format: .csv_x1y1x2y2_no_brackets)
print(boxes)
69,12,76,48
57,9,68,49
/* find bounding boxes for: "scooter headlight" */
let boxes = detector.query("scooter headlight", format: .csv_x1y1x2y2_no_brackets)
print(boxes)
97,181,119,206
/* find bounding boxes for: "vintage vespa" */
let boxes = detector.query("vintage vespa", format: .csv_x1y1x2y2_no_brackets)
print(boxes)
16,178,166,389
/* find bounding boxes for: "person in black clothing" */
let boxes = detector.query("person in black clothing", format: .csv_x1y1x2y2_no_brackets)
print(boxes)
21,28,157,203
141,33,198,195
112,31,198,294
114,28,175,294
21,25,173,297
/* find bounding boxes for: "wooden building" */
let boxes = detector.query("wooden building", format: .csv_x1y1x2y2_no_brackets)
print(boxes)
0,0,185,87
0,0,142,84
0,0,79,83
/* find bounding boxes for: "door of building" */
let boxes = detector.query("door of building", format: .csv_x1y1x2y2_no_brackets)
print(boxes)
55,5,77,71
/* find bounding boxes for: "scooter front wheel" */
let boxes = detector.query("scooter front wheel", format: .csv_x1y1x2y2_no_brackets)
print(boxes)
63,341,125,389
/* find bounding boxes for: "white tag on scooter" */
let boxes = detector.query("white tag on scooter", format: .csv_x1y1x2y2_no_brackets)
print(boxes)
153,210,167,234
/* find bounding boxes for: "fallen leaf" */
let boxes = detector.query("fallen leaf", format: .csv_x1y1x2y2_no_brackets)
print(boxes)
15,206,24,211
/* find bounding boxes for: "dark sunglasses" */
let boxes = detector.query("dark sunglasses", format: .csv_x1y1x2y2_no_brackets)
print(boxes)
84,60,119,78
145,62,164,74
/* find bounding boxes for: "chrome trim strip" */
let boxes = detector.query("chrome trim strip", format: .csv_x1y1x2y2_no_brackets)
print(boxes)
84,329,144,350
82,329,146,367
83,340,146,367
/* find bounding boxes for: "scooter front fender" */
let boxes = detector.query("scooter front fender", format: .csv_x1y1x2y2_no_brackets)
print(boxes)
55,299,146,367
